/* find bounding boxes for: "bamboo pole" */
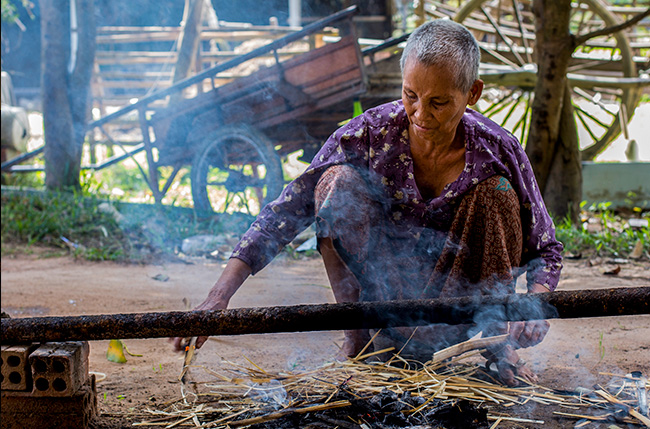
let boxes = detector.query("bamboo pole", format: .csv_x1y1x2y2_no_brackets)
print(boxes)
1,287,648,344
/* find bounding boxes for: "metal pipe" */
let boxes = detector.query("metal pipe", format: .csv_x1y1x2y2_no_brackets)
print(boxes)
1,146,44,172
1,287,648,344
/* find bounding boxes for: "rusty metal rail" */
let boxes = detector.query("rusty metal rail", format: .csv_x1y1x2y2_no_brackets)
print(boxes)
1,287,648,344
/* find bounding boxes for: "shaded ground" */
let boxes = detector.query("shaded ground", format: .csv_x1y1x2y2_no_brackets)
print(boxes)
1,248,649,428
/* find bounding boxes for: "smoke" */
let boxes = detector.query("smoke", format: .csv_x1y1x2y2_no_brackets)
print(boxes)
245,379,288,409
212,0,288,26
95,0,184,26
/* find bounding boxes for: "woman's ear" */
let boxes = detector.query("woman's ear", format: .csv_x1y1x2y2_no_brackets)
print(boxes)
468,79,484,106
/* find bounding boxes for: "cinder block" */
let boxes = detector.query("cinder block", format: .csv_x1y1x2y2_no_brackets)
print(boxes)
29,341,89,397
1,344,38,391
1,374,97,429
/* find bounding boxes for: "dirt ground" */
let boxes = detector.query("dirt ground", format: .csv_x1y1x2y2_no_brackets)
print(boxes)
1,248,649,428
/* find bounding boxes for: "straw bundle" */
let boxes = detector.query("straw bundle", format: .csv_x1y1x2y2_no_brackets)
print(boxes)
133,336,649,428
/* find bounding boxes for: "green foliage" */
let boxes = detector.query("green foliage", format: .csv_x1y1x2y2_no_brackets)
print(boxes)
555,201,649,259
1,191,127,261
1,0,31,23
1,171,45,188
83,163,152,199
1,190,254,262
1,0,19,23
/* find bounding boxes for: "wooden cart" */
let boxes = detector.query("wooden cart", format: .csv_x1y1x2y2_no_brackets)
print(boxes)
84,6,399,215
4,2,648,216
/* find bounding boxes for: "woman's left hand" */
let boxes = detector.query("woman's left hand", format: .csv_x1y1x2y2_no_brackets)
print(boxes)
509,283,551,349
508,319,550,349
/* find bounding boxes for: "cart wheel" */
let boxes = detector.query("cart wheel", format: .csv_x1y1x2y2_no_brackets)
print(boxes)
191,125,284,216
454,0,641,159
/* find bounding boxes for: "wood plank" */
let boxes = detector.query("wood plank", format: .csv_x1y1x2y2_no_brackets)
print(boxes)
97,33,179,44
96,51,178,58
92,81,172,89
97,71,173,79
285,46,360,90
199,50,306,60
280,36,356,74
299,65,362,96
95,58,177,65
258,82,365,129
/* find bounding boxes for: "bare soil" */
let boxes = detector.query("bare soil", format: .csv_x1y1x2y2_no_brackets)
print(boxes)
1,248,649,428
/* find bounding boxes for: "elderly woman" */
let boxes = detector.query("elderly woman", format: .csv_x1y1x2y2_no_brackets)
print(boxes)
173,19,563,386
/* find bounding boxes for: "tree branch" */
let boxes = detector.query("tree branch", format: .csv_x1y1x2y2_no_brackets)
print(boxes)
573,7,650,47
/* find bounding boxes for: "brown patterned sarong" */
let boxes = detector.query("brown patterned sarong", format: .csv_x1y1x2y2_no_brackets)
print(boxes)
314,165,523,359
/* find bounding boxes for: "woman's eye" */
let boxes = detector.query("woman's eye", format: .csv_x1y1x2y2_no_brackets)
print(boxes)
405,92,417,100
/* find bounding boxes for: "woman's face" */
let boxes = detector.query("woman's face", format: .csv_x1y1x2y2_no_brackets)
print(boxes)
401,56,483,143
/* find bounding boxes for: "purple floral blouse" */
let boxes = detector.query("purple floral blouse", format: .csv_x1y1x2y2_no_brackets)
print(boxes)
232,100,563,291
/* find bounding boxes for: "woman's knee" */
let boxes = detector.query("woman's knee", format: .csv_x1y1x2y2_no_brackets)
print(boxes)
315,165,366,201
474,176,519,211
314,165,377,217
314,165,380,267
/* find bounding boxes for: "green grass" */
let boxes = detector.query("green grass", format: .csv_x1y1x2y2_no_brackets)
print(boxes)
554,202,649,259
1,190,127,261
1,189,253,262
2,186,648,263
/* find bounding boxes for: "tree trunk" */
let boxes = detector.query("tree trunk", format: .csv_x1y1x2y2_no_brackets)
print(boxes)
41,0,77,190
526,0,579,221
68,0,96,155
40,0,95,191
542,83,582,223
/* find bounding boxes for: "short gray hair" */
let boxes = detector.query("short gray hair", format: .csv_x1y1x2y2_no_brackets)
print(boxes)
400,19,480,93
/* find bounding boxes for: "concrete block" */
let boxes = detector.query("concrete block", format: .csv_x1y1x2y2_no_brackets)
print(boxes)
1,375,97,429
582,161,650,209
29,341,89,397
1,344,38,391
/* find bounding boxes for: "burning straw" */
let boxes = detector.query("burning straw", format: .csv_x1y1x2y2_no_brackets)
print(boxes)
130,333,650,428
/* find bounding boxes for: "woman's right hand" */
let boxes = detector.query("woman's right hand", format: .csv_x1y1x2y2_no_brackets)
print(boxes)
170,295,229,352
170,258,252,352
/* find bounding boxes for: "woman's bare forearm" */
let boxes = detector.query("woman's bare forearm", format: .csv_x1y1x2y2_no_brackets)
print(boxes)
203,257,252,309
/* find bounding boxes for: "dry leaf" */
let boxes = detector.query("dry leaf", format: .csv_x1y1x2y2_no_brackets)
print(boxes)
603,265,621,276
589,258,603,267
630,239,643,259
107,339,127,363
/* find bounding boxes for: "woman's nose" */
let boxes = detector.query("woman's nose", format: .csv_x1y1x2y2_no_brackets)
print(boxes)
413,104,427,121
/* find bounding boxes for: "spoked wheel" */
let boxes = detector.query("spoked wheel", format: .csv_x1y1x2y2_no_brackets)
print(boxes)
454,0,642,158
191,125,284,216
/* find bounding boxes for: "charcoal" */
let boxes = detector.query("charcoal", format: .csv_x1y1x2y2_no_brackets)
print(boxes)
369,388,400,411
608,403,631,423
244,391,488,428
383,410,409,426
424,400,489,429
401,391,428,407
